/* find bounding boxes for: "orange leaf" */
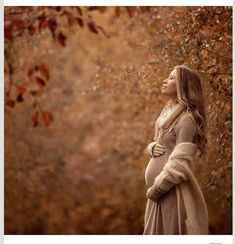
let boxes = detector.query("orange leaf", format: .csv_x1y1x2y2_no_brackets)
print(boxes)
28,23,36,35
39,63,50,80
76,17,84,28
30,90,38,96
125,6,136,18
55,6,62,12
31,109,39,126
57,32,66,46
48,18,57,35
74,6,83,16
87,20,98,34
98,7,107,13
87,7,99,11
138,6,150,12
66,14,77,26
13,19,24,28
4,23,13,40
38,16,48,31
15,81,28,96
41,111,53,126
16,94,24,102
6,99,15,108
114,6,121,17
28,68,34,77
36,77,46,88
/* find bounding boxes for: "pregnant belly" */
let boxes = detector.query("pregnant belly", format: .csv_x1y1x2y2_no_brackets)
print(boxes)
144,153,169,188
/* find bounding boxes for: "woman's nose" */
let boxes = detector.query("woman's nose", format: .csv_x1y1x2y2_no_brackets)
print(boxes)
163,79,167,85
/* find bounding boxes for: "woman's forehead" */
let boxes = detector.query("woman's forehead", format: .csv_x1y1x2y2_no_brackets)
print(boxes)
170,69,176,76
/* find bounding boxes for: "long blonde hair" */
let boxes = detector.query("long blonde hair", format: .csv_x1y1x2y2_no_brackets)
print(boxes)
174,64,208,158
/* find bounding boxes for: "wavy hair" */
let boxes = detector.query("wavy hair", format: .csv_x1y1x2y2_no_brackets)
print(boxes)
173,64,208,158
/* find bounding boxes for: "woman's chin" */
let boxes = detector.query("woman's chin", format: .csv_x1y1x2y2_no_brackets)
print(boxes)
161,90,169,97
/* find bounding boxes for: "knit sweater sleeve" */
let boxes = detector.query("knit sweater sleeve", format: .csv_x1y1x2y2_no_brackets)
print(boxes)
146,114,197,202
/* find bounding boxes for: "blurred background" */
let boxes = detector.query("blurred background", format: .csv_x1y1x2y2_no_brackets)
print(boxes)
4,6,232,234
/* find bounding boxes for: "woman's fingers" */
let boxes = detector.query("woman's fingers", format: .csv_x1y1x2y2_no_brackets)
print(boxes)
153,150,165,156
155,143,165,149
152,144,166,157
153,146,165,153
153,147,165,153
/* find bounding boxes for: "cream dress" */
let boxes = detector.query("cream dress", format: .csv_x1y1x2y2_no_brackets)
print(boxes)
143,104,197,234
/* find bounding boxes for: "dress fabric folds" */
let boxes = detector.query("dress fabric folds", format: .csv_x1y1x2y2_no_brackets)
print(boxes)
143,106,208,235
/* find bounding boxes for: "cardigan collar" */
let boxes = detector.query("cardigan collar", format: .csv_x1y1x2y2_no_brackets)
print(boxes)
160,102,187,131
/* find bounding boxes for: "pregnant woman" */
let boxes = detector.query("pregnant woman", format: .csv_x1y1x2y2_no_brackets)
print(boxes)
143,64,209,235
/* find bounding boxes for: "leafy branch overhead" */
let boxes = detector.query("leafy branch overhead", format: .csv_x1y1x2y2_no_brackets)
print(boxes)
4,6,150,127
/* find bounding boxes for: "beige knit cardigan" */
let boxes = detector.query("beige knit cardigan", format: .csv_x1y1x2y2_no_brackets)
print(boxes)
146,141,209,235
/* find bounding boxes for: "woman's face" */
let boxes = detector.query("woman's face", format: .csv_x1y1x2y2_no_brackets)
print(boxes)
161,69,177,97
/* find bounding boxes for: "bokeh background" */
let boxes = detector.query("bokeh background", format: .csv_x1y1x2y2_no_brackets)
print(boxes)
4,6,232,234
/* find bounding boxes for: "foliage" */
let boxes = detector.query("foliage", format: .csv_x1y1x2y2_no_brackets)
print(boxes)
4,6,232,234
4,6,149,126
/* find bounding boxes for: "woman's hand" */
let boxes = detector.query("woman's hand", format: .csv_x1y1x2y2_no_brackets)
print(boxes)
146,185,166,202
152,143,166,157
146,142,166,158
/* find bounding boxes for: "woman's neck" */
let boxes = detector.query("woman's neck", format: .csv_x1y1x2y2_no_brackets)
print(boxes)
169,98,178,107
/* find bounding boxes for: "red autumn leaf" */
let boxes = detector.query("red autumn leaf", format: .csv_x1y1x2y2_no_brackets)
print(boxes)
138,6,150,12
35,76,46,88
6,99,15,108
114,7,121,17
30,90,38,96
125,6,135,18
28,23,36,35
12,19,24,28
5,91,10,98
48,18,57,36
57,32,66,46
15,81,28,97
41,110,53,126
31,109,39,126
76,17,84,28
66,13,77,26
87,20,99,34
55,6,62,12
4,24,13,40
15,28,25,37
98,7,107,13
38,16,48,31
87,7,99,11
39,63,50,80
28,68,34,77
74,6,83,16
16,94,24,102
